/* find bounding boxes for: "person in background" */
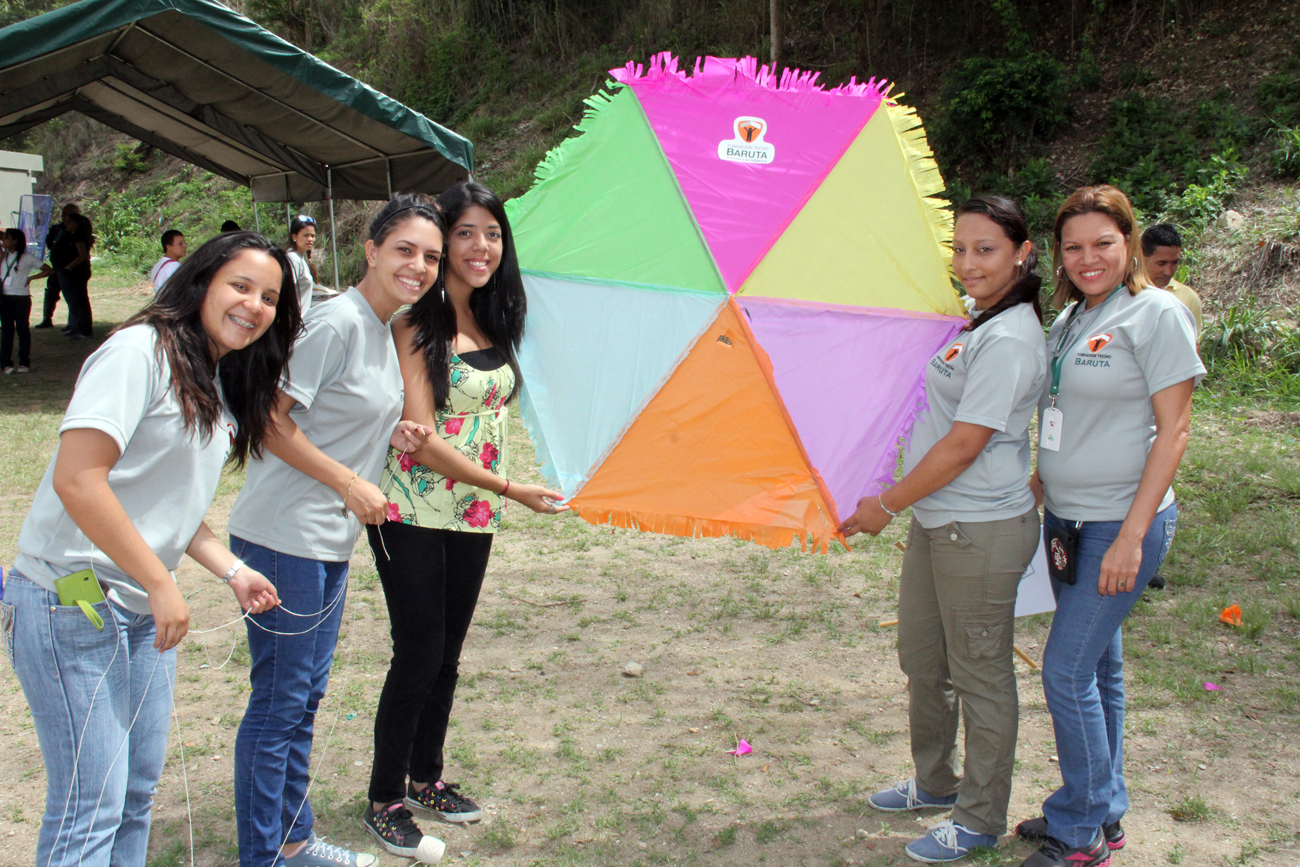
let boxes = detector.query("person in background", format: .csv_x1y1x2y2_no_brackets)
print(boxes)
1141,223,1203,337
840,196,1046,863
361,182,566,860
1017,185,1203,867
150,229,187,294
222,220,242,233
285,214,319,316
7,231,295,867
2,227,41,373
32,202,79,330
227,194,436,867
59,211,95,340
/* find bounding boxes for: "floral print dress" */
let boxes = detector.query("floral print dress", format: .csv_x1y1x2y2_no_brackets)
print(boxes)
382,350,514,532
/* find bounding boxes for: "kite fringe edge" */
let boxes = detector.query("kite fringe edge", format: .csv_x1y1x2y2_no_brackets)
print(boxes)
527,87,623,187
883,94,954,257
611,51,890,97
572,505,836,554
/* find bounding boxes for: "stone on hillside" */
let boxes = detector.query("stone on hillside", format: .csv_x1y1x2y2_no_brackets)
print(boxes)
1215,209,1246,230
622,661,644,677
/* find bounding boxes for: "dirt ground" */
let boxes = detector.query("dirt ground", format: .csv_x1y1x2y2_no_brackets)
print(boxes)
2,280,1299,866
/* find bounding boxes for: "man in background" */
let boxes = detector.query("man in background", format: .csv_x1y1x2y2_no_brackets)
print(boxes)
149,229,186,293
1142,223,1204,337
32,202,79,329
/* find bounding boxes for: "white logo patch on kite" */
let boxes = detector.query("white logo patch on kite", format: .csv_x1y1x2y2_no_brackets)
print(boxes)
718,116,775,164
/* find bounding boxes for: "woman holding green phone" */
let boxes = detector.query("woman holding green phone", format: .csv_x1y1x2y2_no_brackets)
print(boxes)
4,231,299,867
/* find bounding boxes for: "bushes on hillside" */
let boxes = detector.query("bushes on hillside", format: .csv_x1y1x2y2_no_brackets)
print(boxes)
1090,92,1255,214
931,52,1070,173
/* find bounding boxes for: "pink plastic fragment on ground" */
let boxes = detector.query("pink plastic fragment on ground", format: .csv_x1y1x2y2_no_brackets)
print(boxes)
1204,682,1222,691
727,739,753,756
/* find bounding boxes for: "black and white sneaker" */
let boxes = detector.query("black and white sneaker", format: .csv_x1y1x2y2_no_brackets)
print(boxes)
1017,816,1125,850
363,801,445,863
406,781,483,823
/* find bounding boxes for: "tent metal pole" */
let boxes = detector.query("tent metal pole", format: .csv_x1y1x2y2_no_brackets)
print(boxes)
252,195,260,233
328,168,340,290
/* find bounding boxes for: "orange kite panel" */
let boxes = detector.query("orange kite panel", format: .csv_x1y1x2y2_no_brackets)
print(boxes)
569,299,843,551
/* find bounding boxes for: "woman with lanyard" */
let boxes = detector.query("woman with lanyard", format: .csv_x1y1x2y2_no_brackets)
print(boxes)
2,227,40,373
360,182,566,860
1015,185,1203,867
285,215,319,316
5,231,293,867
226,194,436,867
839,196,1046,863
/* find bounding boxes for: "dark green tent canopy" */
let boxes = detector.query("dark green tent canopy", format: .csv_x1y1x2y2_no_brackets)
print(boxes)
0,0,473,201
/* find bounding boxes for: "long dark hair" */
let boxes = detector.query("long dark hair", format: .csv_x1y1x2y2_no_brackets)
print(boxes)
120,232,302,467
408,182,526,411
4,227,27,254
955,196,1042,331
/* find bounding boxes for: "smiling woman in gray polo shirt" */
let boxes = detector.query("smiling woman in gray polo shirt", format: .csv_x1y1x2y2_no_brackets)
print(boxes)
7,232,294,867
840,196,1047,864
1015,185,1204,867
226,195,439,867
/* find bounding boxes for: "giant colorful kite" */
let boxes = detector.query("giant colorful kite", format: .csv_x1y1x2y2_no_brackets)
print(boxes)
506,54,966,551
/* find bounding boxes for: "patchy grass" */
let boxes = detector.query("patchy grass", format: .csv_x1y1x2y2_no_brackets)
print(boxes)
2,276,1300,867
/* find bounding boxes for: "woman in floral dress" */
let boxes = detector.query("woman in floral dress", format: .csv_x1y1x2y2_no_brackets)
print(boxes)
361,182,566,858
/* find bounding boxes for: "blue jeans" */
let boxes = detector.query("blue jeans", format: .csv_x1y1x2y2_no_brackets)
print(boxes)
231,538,348,867
8,573,176,867
1040,504,1177,847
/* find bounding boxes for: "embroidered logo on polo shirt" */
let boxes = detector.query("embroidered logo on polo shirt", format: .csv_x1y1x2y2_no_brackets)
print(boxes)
944,343,965,362
1087,333,1113,353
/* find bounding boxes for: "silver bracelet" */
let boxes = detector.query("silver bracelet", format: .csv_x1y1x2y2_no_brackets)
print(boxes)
222,558,244,584
878,493,900,518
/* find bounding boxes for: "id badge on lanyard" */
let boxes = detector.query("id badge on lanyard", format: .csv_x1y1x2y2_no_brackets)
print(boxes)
1042,288,1122,451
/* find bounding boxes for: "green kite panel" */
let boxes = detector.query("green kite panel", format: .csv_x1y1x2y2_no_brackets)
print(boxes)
506,86,725,294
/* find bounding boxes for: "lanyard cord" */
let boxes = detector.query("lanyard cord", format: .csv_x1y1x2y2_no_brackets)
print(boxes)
1049,287,1125,401
1,253,20,287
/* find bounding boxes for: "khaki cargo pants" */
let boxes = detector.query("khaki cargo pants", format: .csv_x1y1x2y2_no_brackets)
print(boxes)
896,507,1040,836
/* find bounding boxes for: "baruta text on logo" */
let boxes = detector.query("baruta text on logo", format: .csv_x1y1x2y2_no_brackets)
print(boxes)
718,116,775,164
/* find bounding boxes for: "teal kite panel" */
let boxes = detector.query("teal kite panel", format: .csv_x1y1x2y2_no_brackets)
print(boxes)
518,271,724,497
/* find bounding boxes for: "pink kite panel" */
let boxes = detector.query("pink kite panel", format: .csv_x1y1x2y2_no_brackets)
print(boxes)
738,295,964,519
613,54,885,293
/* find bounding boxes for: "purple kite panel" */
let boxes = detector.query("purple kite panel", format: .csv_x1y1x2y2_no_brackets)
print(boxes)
739,296,963,519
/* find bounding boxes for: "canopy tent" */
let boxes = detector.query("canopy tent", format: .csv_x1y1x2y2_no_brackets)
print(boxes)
0,0,473,203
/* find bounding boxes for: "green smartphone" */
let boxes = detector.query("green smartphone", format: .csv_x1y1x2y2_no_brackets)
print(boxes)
54,569,106,630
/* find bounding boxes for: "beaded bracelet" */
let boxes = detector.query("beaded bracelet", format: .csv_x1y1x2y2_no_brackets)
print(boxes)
878,493,900,518
341,472,359,516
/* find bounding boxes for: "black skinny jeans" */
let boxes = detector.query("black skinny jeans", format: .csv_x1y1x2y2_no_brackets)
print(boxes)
58,267,92,336
0,294,32,367
366,521,492,805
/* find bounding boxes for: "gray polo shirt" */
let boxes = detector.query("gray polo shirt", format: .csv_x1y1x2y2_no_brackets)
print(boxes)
903,303,1047,528
227,288,404,561
1038,287,1204,521
15,325,234,615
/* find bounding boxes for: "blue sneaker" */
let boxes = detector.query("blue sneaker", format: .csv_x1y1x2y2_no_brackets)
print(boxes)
279,833,378,866
869,778,959,812
905,820,998,863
